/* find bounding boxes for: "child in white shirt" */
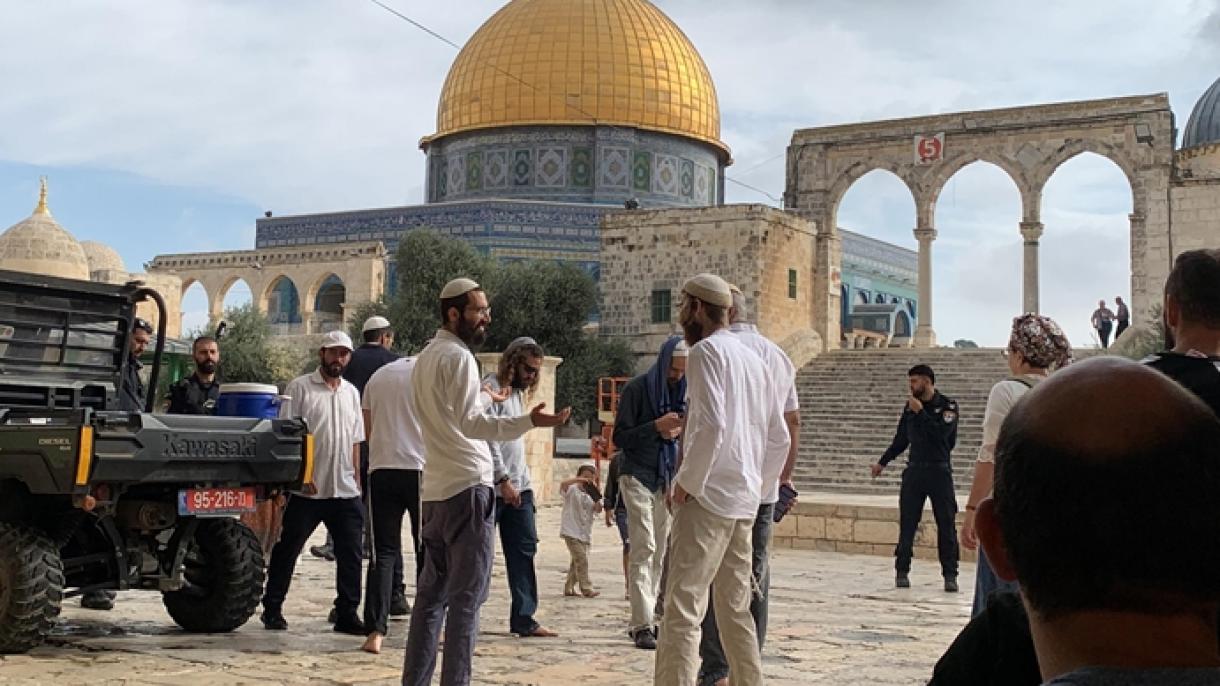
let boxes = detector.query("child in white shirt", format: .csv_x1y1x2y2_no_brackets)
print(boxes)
560,464,602,598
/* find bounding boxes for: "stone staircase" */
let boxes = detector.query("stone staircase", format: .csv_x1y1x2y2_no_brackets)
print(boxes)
792,348,1010,496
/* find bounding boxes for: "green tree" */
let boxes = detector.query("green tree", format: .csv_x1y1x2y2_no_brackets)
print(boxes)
484,260,635,424
209,304,304,387
378,231,633,425
953,339,979,349
388,230,494,352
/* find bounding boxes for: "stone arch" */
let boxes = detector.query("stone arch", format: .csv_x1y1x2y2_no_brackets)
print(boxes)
1035,140,1138,214
894,309,913,339
828,163,919,228
927,154,1033,220
263,274,303,330
308,272,347,333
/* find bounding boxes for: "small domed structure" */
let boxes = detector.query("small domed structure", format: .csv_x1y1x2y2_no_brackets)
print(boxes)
1182,76,1220,151
81,240,128,283
81,240,126,274
0,179,90,281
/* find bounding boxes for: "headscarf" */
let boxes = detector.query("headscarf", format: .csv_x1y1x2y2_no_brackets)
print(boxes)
645,336,687,487
1009,314,1073,370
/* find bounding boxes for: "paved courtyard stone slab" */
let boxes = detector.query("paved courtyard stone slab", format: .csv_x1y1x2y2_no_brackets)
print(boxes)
0,505,974,685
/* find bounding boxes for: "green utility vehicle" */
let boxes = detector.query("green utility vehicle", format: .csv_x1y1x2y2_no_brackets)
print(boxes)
0,270,314,653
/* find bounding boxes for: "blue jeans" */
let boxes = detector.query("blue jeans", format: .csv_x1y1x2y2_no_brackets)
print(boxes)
496,489,540,635
972,547,1019,617
697,503,774,686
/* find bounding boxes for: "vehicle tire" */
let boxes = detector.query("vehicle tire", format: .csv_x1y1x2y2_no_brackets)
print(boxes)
0,523,64,653
162,518,264,633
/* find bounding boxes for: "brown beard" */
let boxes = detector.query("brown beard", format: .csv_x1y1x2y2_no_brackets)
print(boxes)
682,319,704,346
320,361,345,379
457,316,486,348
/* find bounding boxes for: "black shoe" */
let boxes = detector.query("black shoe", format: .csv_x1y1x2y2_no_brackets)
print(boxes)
390,592,411,617
309,544,335,561
631,627,656,650
81,590,116,611
327,607,337,624
261,610,288,630
333,615,367,635
944,577,959,593
896,573,911,588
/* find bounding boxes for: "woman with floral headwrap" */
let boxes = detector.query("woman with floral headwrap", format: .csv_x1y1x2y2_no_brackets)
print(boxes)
959,314,1072,617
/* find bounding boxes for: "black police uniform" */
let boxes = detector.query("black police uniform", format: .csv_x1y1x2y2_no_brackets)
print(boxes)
879,390,960,579
166,374,220,415
118,354,146,412
1143,351,1220,416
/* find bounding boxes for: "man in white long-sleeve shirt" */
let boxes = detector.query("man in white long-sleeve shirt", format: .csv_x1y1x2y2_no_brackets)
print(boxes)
654,273,791,686
402,277,570,686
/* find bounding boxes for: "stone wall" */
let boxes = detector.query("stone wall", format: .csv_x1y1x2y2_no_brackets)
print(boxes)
1172,146,1220,258
599,204,819,362
771,497,978,563
148,241,386,332
477,353,564,504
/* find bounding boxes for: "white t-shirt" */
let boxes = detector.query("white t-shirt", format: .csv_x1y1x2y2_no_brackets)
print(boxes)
362,357,425,472
282,370,364,500
977,375,1043,464
560,485,595,543
730,322,798,503
675,329,791,520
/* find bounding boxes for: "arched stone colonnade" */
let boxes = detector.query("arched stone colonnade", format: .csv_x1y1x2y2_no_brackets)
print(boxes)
785,94,1175,348
148,242,386,335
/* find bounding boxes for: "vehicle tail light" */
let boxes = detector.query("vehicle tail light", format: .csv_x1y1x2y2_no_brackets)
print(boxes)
74,426,95,487
302,433,315,487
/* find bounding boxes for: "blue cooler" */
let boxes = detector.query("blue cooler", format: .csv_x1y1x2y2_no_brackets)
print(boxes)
216,383,284,419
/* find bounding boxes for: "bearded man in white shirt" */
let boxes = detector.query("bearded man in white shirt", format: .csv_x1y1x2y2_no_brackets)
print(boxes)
696,285,801,686
402,278,570,686
261,330,367,635
654,274,791,686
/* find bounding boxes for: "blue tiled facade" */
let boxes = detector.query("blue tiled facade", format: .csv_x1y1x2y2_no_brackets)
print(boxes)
256,199,609,291
838,229,919,331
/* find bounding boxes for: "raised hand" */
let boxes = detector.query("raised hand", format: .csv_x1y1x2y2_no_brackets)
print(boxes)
529,403,572,428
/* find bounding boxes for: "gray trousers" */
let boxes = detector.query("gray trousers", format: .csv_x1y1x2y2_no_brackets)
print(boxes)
402,486,495,686
697,502,774,686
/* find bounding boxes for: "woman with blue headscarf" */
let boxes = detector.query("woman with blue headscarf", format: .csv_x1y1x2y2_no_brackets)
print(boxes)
612,336,687,650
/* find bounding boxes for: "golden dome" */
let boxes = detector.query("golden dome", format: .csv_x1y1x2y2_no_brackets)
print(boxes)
0,179,90,282
427,0,727,157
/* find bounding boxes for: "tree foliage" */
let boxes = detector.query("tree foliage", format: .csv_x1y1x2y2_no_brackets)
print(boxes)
953,339,979,349
388,231,494,353
382,231,633,425
209,304,305,387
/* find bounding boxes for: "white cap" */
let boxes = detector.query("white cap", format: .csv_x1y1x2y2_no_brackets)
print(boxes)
672,340,689,358
682,273,733,308
440,277,480,299
319,330,354,351
362,315,391,333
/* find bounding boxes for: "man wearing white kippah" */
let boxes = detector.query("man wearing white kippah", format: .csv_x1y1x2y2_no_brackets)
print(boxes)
402,277,571,686
654,274,791,686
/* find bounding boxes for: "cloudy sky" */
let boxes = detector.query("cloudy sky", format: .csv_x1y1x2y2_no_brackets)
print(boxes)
2,0,1218,346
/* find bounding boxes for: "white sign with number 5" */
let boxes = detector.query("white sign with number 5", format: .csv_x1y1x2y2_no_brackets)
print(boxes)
914,133,945,165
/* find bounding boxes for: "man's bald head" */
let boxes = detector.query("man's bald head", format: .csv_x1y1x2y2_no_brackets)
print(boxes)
1006,357,1208,462
988,356,1220,620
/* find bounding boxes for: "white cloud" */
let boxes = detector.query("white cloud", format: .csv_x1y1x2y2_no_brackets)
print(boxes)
1,0,1215,347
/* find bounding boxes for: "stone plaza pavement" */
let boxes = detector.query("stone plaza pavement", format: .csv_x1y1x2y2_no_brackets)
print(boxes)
0,505,974,685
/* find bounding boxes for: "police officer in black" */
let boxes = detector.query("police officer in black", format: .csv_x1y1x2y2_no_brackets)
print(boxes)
83,316,154,611
166,336,221,415
871,364,960,592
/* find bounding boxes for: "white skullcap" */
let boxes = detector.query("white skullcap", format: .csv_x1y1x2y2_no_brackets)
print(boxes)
361,315,391,333
682,273,732,308
672,340,689,358
319,330,354,351
440,277,480,299
728,283,743,295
